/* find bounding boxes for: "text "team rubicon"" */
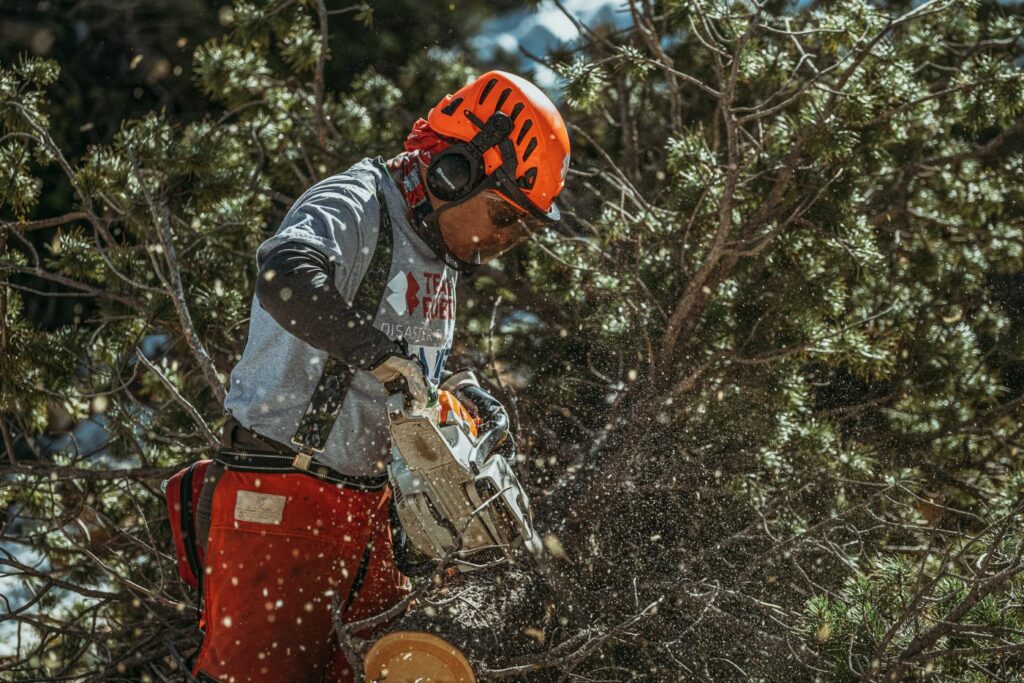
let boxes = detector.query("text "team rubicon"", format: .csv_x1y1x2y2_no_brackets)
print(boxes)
386,271,454,320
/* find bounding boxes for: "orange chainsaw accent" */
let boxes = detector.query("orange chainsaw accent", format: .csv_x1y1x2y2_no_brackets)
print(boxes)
438,389,480,438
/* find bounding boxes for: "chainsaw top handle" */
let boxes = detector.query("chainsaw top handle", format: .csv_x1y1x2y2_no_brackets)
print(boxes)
454,383,509,464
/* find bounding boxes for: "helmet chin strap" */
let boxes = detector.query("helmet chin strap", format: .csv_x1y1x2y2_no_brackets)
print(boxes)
419,209,478,273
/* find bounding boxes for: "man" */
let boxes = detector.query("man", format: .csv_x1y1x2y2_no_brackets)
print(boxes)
189,71,571,682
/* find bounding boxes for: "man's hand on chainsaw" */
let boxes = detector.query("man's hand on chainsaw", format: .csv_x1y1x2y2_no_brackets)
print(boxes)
370,350,436,409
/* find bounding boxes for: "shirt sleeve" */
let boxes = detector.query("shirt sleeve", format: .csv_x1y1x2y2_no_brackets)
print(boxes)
255,240,402,369
255,174,376,284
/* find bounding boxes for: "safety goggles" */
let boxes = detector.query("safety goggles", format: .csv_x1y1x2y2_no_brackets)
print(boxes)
439,190,551,264
479,190,553,237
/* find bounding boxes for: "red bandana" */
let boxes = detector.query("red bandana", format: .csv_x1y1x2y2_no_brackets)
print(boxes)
386,119,451,228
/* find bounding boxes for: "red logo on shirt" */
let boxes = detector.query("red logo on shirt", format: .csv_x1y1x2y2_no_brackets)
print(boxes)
386,271,453,320
404,272,420,314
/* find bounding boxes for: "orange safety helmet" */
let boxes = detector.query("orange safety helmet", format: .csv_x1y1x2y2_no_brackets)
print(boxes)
426,71,571,221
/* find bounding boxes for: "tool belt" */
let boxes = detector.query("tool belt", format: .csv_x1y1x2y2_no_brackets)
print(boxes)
215,416,388,491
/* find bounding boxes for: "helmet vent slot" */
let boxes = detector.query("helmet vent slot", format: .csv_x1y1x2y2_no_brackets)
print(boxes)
495,88,512,111
441,96,464,116
478,77,499,104
509,103,524,122
522,138,538,162
516,119,533,145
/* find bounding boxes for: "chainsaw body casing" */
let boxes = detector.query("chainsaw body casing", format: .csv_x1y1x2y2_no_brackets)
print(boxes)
386,394,541,570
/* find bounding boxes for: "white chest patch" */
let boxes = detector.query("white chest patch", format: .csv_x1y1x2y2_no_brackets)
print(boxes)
234,491,286,525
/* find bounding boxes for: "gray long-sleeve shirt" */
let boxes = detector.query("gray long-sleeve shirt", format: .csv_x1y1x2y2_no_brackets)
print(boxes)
224,157,458,476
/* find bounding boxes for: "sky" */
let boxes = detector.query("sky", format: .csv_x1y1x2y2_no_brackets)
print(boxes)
470,0,633,90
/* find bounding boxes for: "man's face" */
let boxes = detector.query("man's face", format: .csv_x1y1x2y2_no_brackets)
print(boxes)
436,190,550,264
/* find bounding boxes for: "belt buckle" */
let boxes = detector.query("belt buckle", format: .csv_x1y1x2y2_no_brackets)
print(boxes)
292,450,314,471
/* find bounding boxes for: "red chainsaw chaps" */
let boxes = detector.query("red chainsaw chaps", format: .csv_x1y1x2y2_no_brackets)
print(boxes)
190,469,410,683
165,459,212,590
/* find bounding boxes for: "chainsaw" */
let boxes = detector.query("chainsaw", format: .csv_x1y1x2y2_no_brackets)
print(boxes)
386,374,542,572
